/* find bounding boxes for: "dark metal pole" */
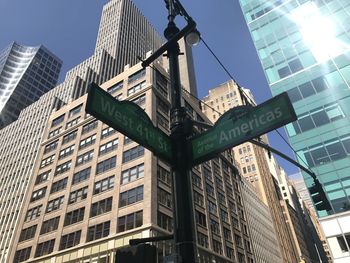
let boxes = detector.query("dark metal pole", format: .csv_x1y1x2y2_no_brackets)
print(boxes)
164,1,196,262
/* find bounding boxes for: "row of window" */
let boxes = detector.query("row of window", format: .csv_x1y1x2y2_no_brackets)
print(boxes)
44,144,143,176
34,164,145,210
23,195,143,243
16,211,144,261
27,178,144,222
301,135,350,167
288,103,344,136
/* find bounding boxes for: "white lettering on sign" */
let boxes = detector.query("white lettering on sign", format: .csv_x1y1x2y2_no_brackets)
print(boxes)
219,107,282,144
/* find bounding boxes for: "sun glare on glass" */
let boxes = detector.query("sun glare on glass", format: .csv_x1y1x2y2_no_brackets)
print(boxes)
290,2,348,62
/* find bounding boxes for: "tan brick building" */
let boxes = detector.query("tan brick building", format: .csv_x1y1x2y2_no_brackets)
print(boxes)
10,63,255,263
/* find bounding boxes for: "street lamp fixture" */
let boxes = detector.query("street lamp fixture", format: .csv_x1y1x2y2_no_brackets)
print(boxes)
185,29,201,46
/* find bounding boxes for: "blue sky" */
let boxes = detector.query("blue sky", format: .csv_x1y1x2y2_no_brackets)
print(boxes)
0,0,299,175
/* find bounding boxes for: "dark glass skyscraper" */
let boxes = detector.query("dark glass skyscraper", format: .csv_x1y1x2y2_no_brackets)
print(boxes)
0,42,62,128
239,0,350,261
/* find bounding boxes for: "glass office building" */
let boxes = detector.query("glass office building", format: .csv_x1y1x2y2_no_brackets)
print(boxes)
0,42,62,128
239,0,350,261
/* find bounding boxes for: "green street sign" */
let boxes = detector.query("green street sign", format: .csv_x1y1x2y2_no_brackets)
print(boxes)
190,92,297,165
86,83,173,162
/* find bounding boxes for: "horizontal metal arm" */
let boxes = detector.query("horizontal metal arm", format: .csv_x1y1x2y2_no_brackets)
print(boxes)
141,20,196,68
249,139,317,180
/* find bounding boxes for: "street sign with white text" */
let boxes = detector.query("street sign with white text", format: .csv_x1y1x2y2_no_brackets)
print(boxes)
86,83,173,162
190,92,297,165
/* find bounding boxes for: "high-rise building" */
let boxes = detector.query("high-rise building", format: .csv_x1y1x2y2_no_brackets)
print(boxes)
240,178,283,263
0,42,62,128
202,80,269,204
10,61,255,263
201,80,301,262
0,0,197,261
239,0,350,261
290,173,333,262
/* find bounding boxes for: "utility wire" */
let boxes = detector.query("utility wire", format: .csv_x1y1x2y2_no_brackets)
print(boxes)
199,36,312,170
141,39,311,171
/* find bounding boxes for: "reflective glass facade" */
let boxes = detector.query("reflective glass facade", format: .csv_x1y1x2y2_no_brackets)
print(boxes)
0,42,62,128
239,0,350,217
239,0,350,260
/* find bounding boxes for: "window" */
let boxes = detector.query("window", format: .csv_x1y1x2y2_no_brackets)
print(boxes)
193,191,204,206
157,165,171,185
52,114,64,127
251,164,256,171
302,136,350,167
290,103,344,136
336,234,350,252
157,211,173,232
60,230,81,250
155,70,168,97
76,150,94,166
19,225,37,242
131,94,146,105
99,138,118,155
40,154,55,168
55,160,71,175
107,81,123,94
31,187,47,202
69,186,88,204
96,156,116,174
223,227,231,240
86,221,110,242
93,176,114,194
35,239,55,257
192,173,202,188
66,117,80,129
212,239,223,255
117,211,143,233
62,130,77,144
79,134,96,149
127,81,146,96
64,207,85,226
35,170,51,185
226,247,234,259
50,177,68,193
59,145,75,159
120,186,144,207
44,140,58,154
69,104,82,117
195,211,206,227
90,197,113,217
157,113,169,130
46,196,64,213
101,126,116,139
122,146,144,163
82,120,98,134
128,69,146,83
205,183,215,197
121,164,144,184
124,136,134,145
72,167,91,185
40,216,60,234
25,205,42,222
48,128,60,139
208,201,217,214
14,247,32,263
235,234,243,247
197,232,209,248
157,187,171,208
210,219,220,234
